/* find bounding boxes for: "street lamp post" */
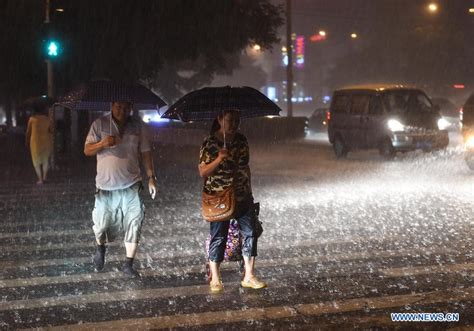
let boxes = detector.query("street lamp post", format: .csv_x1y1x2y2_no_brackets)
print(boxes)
286,0,293,117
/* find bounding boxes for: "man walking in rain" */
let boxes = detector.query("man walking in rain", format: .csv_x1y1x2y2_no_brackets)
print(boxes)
84,101,157,278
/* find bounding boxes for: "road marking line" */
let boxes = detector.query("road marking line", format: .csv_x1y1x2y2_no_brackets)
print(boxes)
0,248,459,287
0,266,204,288
39,306,297,331
27,287,474,330
0,234,205,253
380,262,474,277
0,231,455,269
0,225,207,240
0,219,88,228
0,231,390,253
0,229,91,239
0,234,386,267
296,287,473,315
1,228,456,255
1,282,222,312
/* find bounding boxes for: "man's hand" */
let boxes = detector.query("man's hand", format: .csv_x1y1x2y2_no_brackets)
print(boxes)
148,177,157,200
101,135,120,148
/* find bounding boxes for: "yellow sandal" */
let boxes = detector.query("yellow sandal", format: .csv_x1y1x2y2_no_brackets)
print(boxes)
210,281,224,293
241,277,267,289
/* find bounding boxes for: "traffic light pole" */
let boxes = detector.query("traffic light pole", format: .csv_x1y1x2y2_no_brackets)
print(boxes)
47,60,54,98
44,0,54,99
45,0,57,168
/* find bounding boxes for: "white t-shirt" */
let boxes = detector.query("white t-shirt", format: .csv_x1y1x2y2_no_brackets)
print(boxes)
85,114,151,190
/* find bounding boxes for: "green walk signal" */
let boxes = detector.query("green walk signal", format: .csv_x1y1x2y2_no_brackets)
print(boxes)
48,42,58,56
45,40,61,58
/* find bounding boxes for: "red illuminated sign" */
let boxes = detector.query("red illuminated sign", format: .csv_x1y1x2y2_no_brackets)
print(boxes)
296,36,304,68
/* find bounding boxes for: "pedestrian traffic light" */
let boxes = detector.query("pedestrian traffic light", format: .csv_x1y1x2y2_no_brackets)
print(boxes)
46,40,59,57
45,39,61,59
42,23,62,60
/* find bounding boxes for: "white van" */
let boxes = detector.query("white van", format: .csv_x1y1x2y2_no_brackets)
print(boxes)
327,84,449,158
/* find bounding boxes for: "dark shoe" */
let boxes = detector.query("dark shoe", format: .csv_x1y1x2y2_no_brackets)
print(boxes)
93,245,106,271
122,263,140,278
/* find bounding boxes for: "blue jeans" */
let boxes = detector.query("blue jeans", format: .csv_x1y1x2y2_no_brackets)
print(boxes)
208,206,257,262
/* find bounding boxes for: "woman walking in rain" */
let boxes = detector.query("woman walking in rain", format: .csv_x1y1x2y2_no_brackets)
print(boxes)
26,105,53,184
199,109,266,293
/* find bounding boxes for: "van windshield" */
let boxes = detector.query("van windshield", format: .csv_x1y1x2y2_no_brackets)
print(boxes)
382,91,410,113
382,90,433,113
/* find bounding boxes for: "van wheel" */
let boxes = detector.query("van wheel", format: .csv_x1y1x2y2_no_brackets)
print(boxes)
333,135,348,159
379,138,395,159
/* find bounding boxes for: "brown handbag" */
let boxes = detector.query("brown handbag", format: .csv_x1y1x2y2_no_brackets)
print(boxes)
202,148,239,222
202,186,236,222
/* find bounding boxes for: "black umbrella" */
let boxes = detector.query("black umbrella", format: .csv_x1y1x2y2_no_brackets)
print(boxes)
56,80,167,111
161,86,281,122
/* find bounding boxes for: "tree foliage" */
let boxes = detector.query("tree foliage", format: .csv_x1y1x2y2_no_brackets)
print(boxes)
0,1,45,102
0,0,283,107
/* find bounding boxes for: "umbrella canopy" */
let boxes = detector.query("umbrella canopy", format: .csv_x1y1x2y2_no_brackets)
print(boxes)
56,80,167,111
161,86,281,122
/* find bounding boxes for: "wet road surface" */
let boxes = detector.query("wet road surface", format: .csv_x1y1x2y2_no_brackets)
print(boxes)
0,133,473,329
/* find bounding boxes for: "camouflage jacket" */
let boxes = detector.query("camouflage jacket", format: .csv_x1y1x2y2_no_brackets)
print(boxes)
199,132,252,204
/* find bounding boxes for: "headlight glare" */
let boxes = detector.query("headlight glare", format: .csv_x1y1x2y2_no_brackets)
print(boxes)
387,119,404,132
437,118,450,130
465,136,474,148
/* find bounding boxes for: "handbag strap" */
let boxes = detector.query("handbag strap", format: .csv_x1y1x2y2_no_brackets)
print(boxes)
230,146,240,185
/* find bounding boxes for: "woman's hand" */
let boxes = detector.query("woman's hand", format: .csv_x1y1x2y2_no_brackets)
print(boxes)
217,148,229,162
199,149,228,178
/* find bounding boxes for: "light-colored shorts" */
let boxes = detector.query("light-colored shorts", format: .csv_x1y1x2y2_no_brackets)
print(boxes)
92,182,145,244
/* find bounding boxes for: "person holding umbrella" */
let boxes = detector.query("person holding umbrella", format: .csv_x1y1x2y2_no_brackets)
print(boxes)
199,109,266,292
84,101,157,278
162,86,280,292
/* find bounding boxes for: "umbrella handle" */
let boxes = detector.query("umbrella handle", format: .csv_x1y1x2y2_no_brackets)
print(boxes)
223,114,226,148
110,102,112,136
